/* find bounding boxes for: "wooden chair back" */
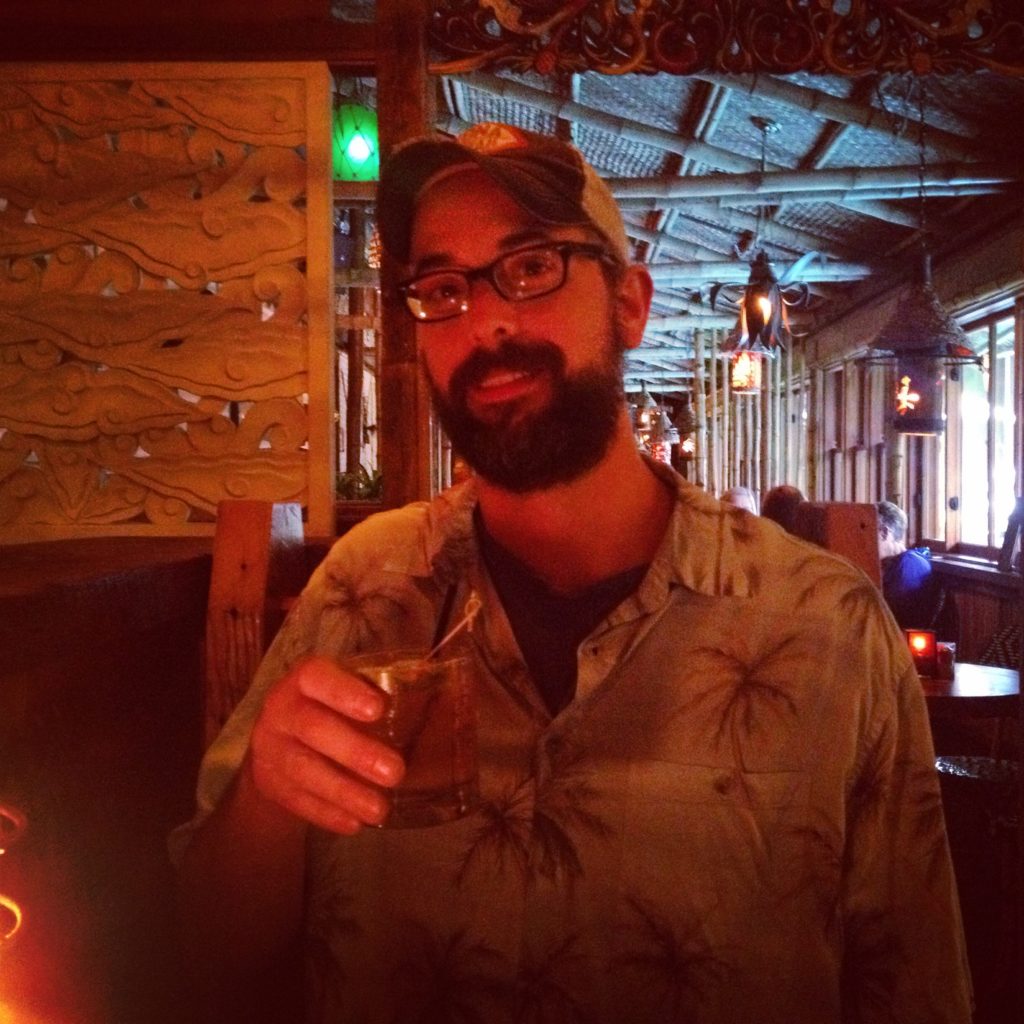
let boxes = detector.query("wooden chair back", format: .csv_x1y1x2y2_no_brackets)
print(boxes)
203,500,307,747
793,501,882,587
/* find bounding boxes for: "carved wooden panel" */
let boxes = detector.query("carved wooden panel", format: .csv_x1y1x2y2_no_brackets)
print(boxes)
428,0,1024,76
0,63,334,540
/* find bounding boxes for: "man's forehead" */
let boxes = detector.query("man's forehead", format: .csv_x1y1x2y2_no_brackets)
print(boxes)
411,164,515,225
408,170,587,266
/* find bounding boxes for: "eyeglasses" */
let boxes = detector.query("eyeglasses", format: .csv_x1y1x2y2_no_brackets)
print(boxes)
398,241,615,323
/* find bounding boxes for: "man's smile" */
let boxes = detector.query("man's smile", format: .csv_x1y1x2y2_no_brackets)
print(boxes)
468,366,548,414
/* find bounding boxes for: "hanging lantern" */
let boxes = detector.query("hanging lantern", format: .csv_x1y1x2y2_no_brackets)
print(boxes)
740,250,788,350
864,254,980,436
730,350,764,394
632,384,659,449
861,83,980,435
893,356,945,435
332,101,379,182
648,408,677,466
717,250,787,399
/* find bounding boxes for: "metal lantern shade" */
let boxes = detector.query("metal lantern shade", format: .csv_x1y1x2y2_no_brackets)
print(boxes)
867,254,981,436
740,251,787,351
332,102,380,182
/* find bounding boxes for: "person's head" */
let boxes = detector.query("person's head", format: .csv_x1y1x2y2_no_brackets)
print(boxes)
378,122,653,493
876,500,908,558
721,486,758,514
761,485,805,534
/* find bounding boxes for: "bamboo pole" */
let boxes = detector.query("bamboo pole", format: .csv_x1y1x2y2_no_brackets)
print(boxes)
710,332,720,495
761,363,769,493
753,387,762,497
648,260,872,286
694,328,708,488
721,336,730,493
345,208,366,477
797,346,807,494
609,162,1017,202
694,73,978,162
781,343,792,485
807,365,821,499
773,355,779,489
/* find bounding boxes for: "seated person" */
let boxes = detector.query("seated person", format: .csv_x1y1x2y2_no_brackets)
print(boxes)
877,500,942,630
761,485,804,534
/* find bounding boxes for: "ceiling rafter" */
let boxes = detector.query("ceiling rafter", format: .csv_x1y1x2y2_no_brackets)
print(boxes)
694,74,979,162
647,260,873,285
607,162,1019,201
446,73,975,235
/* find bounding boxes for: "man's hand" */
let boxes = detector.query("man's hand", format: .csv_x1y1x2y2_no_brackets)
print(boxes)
246,656,406,834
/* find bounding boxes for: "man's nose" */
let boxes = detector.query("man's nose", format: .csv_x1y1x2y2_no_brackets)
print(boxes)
465,275,518,348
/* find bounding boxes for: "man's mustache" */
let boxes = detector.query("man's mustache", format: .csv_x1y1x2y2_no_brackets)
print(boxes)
448,339,566,406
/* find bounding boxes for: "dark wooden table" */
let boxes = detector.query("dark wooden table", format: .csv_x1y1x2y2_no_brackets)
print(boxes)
921,661,1020,719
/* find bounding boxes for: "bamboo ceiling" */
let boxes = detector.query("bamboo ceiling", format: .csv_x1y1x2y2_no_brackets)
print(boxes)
395,1,1024,395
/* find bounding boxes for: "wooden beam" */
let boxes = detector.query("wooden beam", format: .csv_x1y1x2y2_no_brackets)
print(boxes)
376,0,434,508
0,17,376,66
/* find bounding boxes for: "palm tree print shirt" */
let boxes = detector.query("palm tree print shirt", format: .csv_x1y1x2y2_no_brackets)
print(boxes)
178,462,972,1024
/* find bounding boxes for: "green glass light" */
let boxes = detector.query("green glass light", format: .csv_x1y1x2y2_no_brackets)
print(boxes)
332,102,379,182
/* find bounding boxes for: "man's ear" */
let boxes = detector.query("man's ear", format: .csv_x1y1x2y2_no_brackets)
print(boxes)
614,264,653,352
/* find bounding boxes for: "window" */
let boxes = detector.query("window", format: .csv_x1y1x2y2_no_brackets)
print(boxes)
956,309,1018,547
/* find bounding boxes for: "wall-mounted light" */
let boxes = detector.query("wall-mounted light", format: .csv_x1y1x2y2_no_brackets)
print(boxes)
332,101,379,182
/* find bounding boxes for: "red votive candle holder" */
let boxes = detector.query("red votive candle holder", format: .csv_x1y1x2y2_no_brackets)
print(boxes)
905,629,937,676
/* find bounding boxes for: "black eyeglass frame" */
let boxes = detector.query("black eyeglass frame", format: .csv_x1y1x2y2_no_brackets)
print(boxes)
397,241,618,323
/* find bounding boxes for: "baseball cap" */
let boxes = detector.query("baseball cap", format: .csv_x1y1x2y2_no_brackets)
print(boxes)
377,121,630,265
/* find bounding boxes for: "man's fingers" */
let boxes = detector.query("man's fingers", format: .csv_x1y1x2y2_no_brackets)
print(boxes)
292,701,405,788
292,656,387,723
254,742,392,831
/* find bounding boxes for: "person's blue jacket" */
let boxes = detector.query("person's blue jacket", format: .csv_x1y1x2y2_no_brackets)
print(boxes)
881,546,942,630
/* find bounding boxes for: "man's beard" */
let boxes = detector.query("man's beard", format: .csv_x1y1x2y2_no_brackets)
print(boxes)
425,331,627,494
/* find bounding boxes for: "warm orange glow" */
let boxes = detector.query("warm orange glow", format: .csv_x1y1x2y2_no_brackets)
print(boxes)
0,803,26,858
0,894,24,946
756,294,772,320
896,375,920,415
730,351,763,393
905,629,937,674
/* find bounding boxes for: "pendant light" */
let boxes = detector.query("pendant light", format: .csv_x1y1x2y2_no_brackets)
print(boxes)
863,81,980,435
718,117,788,395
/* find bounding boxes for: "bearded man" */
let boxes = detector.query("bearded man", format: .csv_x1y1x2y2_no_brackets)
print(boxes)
174,123,971,1024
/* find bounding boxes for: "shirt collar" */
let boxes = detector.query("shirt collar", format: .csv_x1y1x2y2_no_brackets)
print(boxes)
400,459,761,601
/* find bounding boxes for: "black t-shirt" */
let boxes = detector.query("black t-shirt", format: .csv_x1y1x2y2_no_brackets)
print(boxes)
477,514,648,716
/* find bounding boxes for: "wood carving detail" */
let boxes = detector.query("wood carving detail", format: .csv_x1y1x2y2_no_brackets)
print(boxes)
0,71,317,536
428,0,1024,76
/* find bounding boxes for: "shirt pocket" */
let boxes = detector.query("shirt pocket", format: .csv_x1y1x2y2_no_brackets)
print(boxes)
614,760,814,913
